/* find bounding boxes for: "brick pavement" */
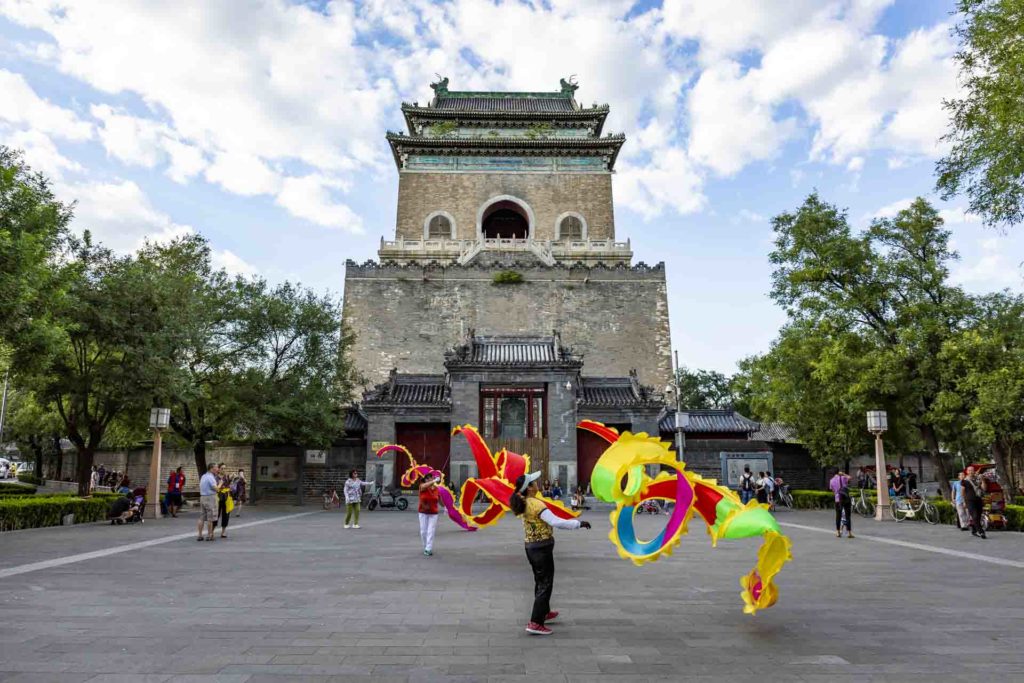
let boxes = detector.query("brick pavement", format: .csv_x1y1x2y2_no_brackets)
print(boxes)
0,505,1021,682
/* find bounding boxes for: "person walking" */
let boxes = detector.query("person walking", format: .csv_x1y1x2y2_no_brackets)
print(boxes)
343,469,365,529
962,466,987,539
764,471,776,511
829,470,854,538
418,473,440,556
739,466,755,504
952,471,969,530
166,466,185,517
509,471,591,635
197,463,219,541
89,466,99,493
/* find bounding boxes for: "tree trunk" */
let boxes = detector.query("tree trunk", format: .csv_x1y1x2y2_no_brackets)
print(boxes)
55,444,63,481
193,439,208,481
991,439,1013,496
76,447,95,497
920,424,950,497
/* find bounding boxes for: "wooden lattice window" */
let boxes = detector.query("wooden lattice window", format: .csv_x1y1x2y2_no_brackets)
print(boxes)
428,214,452,238
559,215,583,240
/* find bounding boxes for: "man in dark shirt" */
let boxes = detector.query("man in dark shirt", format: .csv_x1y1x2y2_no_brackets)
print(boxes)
906,467,918,495
962,466,987,539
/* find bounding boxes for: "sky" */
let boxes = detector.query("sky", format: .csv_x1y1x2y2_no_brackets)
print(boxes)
2,0,1023,375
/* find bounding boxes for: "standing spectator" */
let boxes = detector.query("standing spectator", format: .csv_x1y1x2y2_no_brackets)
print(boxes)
231,469,246,517
542,480,552,498
856,467,869,490
343,469,365,529
216,464,233,539
97,464,106,487
551,480,563,501
89,466,99,493
829,470,854,538
739,466,755,504
962,466,987,539
763,471,776,511
197,463,219,542
418,473,440,556
952,471,969,530
906,467,918,496
166,466,185,517
754,472,768,505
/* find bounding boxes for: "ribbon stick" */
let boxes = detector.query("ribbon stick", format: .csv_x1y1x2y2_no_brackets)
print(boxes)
578,420,793,614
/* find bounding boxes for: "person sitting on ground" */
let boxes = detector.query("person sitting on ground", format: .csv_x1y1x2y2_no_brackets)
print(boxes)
551,480,563,500
107,493,133,524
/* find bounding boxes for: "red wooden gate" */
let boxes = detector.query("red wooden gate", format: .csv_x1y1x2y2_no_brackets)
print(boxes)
576,423,630,492
394,423,451,488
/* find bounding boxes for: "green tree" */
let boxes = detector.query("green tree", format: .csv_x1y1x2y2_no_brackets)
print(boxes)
0,147,70,350
766,194,969,494
935,293,1024,489
675,366,735,410
5,388,64,479
936,0,1024,228
13,236,174,495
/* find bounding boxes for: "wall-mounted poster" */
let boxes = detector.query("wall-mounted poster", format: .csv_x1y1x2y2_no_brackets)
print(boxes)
719,452,774,490
305,450,327,465
256,457,298,482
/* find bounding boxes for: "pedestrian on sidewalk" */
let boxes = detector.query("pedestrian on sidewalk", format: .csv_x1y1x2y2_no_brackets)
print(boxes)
89,466,99,493
739,466,754,504
952,472,969,530
231,469,247,517
166,466,185,517
962,466,987,539
343,469,365,529
216,462,233,539
509,471,591,636
829,470,854,538
197,463,219,541
418,473,440,556
755,472,768,505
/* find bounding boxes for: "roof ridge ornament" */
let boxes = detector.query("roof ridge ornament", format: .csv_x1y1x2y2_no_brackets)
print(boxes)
560,76,579,95
431,75,449,97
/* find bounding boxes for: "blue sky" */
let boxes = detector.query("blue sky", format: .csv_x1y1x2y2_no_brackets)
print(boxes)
2,0,1022,375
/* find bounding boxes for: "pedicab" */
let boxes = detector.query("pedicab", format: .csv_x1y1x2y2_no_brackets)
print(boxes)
965,463,1007,531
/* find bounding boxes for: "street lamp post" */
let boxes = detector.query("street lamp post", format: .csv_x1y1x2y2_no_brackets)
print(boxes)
667,350,690,462
147,407,170,519
867,410,890,521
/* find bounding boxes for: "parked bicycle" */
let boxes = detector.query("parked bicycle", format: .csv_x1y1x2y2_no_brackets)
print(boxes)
890,489,939,524
775,483,794,510
854,488,875,517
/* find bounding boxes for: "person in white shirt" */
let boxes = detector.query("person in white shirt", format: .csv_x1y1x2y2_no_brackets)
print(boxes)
197,463,220,541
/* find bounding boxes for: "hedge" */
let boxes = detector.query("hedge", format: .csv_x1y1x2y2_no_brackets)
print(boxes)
0,483,37,495
789,489,1024,531
0,496,116,532
16,474,45,486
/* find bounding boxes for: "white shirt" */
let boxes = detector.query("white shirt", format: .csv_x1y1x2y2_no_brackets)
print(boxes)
539,509,581,530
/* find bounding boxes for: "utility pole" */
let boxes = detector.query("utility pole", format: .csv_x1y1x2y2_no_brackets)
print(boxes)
0,369,9,446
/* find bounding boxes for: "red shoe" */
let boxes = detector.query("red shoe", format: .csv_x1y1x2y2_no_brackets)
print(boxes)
544,611,559,623
525,622,552,635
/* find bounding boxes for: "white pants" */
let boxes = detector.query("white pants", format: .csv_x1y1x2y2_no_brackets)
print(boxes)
956,501,970,528
419,513,438,551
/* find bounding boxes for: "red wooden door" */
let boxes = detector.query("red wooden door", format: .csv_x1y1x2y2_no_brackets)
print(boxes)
576,423,630,492
394,423,451,488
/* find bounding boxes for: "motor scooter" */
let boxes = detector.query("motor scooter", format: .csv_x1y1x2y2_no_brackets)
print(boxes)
366,485,408,511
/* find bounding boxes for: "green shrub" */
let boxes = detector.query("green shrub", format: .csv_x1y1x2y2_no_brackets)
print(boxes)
790,490,835,509
16,473,44,486
0,496,112,531
1014,496,1024,507
0,482,37,495
492,270,524,285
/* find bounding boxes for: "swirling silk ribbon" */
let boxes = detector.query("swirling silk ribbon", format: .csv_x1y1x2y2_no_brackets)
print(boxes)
578,420,793,615
374,424,578,532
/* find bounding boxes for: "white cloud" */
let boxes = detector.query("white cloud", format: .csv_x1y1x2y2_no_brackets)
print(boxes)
4,127,82,179
62,179,194,252
952,237,1024,291
204,151,281,197
275,174,363,232
871,197,914,219
0,68,92,140
212,249,259,277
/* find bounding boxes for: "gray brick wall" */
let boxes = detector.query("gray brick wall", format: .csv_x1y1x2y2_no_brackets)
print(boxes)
342,260,672,392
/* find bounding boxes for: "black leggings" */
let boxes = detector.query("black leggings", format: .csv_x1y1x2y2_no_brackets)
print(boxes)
218,497,230,530
525,542,555,625
967,499,984,534
835,500,852,532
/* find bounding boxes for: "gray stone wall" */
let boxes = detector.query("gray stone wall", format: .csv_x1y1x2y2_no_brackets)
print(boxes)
394,172,615,241
342,260,672,392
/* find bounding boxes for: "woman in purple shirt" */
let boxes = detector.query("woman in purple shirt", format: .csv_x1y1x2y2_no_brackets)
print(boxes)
829,471,854,538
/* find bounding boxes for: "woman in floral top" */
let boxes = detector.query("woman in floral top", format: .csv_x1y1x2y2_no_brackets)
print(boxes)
343,469,365,529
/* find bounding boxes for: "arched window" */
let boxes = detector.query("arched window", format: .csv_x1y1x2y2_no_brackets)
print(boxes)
558,214,584,240
425,213,453,239
482,201,529,239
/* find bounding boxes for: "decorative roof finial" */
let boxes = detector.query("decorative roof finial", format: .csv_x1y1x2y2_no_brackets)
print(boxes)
559,75,579,95
430,75,450,96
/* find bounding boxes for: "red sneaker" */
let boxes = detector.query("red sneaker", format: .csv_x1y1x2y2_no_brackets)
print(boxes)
525,622,552,635
544,611,559,623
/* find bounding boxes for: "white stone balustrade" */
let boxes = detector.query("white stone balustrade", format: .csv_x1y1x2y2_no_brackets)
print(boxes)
378,236,632,265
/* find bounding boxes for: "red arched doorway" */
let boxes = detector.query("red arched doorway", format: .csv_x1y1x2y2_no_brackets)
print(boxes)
482,200,529,239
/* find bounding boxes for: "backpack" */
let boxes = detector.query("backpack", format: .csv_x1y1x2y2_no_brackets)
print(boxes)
838,477,851,504
741,473,752,491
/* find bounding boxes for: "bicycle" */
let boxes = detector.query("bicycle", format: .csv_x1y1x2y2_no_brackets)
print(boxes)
775,483,794,510
854,488,875,517
889,489,939,524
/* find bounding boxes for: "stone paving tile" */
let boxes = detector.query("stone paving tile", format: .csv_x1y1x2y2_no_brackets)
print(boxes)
0,507,1022,682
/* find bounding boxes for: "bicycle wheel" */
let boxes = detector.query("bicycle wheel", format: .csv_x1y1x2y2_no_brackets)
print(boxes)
781,492,793,509
891,500,907,522
923,502,939,525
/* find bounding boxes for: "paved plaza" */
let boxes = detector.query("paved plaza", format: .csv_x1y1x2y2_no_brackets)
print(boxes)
0,505,1022,683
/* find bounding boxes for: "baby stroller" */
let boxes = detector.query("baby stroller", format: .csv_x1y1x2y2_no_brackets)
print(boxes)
108,488,145,525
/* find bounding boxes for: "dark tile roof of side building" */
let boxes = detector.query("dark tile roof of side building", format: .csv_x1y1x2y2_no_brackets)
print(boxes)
363,371,450,407
435,95,575,113
750,422,801,443
659,408,760,434
445,334,583,368
578,375,662,407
